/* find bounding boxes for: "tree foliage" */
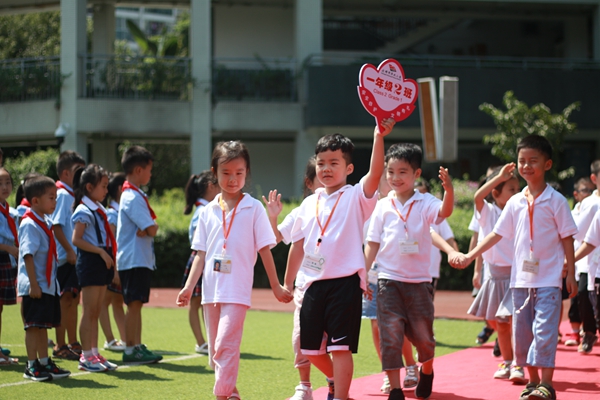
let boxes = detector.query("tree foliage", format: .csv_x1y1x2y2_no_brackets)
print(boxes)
124,11,189,57
3,148,59,184
0,12,61,59
479,91,580,180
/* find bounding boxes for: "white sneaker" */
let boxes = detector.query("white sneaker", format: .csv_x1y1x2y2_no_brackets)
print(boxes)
290,383,313,400
404,364,419,388
96,354,118,371
509,365,527,384
78,355,108,372
380,375,391,394
104,339,126,351
195,343,209,355
493,361,511,379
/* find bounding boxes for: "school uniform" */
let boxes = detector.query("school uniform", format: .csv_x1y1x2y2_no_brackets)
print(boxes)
0,202,18,305
181,198,209,296
191,193,275,398
116,183,156,304
582,210,600,330
366,189,442,370
429,219,455,283
72,196,115,288
51,182,79,295
291,178,377,355
494,184,577,368
18,210,61,329
468,200,514,322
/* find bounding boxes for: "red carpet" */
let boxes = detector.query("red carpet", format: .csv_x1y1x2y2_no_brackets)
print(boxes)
311,321,600,400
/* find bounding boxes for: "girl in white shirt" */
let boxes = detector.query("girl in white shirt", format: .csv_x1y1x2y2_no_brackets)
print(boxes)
177,140,292,400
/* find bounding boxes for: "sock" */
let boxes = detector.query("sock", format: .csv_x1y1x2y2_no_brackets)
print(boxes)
83,350,93,359
300,381,311,388
504,360,512,366
125,346,135,355
28,360,36,368
38,357,48,366
92,347,99,356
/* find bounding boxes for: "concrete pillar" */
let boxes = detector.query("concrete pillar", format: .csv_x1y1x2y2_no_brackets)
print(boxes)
294,0,322,196
91,139,119,172
190,0,212,173
594,2,600,60
565,17,588,58
60,0,88,159
92,2,116,55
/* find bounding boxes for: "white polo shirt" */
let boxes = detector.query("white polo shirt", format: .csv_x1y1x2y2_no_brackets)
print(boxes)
291,178,378,291
573,191,600,276
366,189,442,283
583,211,600,290
192,193,275,307
494,184,577,289
429,220,455,279
476,200,514,268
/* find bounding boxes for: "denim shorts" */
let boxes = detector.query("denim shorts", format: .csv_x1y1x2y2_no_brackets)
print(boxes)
362,282,378,319
512,287,561,368
377,279,435,370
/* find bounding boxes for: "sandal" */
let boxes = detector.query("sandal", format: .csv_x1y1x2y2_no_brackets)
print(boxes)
53,345,80,361
476,326,495,345
528,383,556,400
518,383,537,400
69,341,83,355
0,355,18,365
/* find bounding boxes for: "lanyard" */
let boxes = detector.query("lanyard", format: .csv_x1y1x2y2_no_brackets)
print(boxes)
122,181,157,220
315,191,344,250
391,198,415,239
525,188,542,257
56,181,74,197
219,194,243,252
0,202,18,246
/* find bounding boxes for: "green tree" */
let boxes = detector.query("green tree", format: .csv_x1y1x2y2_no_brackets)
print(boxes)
125,11,189,57
3,148,59,184
479,91,580,180
0,12,61,59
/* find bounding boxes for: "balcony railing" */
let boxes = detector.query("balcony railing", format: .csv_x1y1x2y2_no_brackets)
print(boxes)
212,57,297,102
83,54,193,100
0,57,61,103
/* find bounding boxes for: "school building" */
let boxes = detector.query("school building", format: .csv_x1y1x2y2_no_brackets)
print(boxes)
1,0,599,196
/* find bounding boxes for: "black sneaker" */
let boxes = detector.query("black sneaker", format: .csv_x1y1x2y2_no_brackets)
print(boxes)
326,378,334,400
578,332,597,354
45,357,71,379
23,360,51,382
388,388,405,400
492,338,501,357
476,326,494,345
415,368,434,399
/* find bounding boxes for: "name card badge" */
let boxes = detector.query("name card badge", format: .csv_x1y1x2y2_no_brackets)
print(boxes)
399,240,419,254
367,264,379,284
357,59,418,133
522,258,539,274
213,255,232,273
302,252,325,272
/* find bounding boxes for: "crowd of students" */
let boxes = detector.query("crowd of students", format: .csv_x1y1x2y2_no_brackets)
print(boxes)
0,127,599,400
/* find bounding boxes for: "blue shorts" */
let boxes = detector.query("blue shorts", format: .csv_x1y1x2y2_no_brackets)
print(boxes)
512,287,561,368
362,282,378,319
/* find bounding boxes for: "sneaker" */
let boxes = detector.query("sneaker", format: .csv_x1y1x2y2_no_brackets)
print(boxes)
388,388,405,400
122,346,160,365
404,364,419,389
96,354,118,371
492,338,501,357
104,339,126,351
528,383,556,400
476,326,494,345
415,368,433,399
195,343,209,355
509,365,528,384
518,382,538,400
290,383,313,400
69,342,83,355
564,332,580,346
78,355,108,372
23,360,51,382
44,357,71,379
381,375,391,394
578,332,597,354
493,361,511,379
326,378,334,400
139,344,163,362
53,345,79,361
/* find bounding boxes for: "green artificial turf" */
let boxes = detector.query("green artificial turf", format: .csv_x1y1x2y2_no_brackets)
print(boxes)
0,305,481,399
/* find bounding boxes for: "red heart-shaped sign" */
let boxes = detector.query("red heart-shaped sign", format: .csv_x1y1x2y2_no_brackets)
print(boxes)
357,59,418,132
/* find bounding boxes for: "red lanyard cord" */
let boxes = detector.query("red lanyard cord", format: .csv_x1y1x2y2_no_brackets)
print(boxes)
315,192,344,248
219,194,243,251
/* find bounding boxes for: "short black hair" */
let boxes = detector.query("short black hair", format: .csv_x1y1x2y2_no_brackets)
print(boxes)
385,143,422,171
24,175,55,201
56,150,85,175
315,134,354,165
108,172,126,200
516,135,552,160
121,145,154,175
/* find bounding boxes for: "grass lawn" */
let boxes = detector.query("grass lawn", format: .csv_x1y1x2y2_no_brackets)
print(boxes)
0,305,481,399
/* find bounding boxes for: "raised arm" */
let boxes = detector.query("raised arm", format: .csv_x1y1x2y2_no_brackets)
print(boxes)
262,189,284,244
363,118,395,198
474,163,516,213
438,166,454,219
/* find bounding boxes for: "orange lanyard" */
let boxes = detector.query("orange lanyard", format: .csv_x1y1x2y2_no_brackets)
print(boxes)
219,194,243,251
391,198,415,238
315,191,344,249
525,188,542,257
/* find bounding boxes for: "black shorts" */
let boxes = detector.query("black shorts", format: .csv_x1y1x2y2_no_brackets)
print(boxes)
76,249,114,288
300,273,362,354
57,262,80,297
120,267,152,305
22,293,61,329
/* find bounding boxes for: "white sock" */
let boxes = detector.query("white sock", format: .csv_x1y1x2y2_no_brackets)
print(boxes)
28,359,36,368
125,346,135,355
92,347,99,356
38,357,48,366
83,350,93,359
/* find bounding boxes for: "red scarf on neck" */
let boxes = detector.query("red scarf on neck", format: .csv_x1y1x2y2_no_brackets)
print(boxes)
23,210,57,286
56,181,74,197
122,182,156,220
0,202,18,246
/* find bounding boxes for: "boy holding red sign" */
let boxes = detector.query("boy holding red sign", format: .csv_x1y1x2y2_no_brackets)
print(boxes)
285,119,395,400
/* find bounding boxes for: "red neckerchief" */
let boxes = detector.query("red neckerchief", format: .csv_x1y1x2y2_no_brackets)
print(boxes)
56,181,74,197
23,210,57,285
20,198,31,207
0,202,18,246
122,181,156,220
93,205,118,260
